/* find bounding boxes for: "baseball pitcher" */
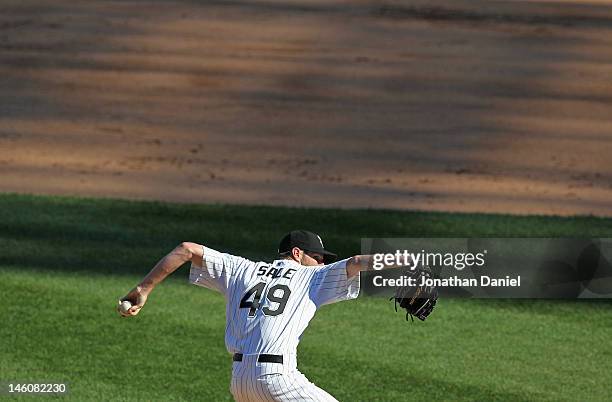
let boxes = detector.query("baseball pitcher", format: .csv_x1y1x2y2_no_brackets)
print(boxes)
118,230,435,401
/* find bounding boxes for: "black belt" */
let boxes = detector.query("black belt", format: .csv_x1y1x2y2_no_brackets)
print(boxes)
233,353,283,364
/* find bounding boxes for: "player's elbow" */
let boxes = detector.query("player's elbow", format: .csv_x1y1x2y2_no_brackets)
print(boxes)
348,255,365,268
346,255,369,278
347,255,370,270
175,242,201,263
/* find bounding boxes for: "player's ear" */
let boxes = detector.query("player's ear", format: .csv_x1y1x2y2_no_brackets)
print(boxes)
291,247,302,262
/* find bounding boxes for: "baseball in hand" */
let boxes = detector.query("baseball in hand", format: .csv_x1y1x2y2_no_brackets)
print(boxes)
118,300,132,315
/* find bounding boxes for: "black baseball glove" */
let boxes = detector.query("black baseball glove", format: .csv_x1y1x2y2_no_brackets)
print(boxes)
391,267,438,322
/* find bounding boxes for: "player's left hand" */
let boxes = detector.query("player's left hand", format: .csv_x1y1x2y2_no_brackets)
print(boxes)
391,267,438,322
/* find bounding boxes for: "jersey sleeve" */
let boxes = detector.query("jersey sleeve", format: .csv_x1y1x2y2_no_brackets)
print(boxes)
309,258,360,306
189,246,250,296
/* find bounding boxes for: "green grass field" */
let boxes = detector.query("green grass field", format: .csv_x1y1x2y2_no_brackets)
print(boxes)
1,193,611,401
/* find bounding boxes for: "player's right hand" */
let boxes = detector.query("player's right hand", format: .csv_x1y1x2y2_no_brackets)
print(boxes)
118,285,150,317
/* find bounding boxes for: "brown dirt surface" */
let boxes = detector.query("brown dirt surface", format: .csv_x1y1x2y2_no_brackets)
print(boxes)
1,0,611,216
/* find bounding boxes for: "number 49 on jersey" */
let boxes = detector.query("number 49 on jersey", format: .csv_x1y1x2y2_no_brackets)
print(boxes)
239,282,291,317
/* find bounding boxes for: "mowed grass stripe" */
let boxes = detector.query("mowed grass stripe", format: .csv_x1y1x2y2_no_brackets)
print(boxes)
1,193,611,401
2,268,610,401
2,193,612,277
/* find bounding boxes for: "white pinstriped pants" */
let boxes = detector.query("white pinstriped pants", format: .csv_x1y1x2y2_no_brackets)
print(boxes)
230,354,338,402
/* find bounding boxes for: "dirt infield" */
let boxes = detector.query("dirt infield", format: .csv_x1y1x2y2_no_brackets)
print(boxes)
1,0,611,216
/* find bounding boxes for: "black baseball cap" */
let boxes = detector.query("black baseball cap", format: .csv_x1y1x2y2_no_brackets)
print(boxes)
278,230,337,263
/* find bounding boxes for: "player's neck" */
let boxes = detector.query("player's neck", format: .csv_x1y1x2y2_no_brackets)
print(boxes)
280,256,301,265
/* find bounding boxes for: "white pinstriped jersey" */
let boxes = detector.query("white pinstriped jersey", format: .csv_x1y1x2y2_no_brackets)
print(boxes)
189,246,360,356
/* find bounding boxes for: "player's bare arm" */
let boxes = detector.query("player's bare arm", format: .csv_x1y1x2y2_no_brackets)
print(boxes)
118,242,203,316
346,254,407,279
